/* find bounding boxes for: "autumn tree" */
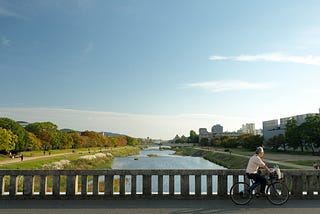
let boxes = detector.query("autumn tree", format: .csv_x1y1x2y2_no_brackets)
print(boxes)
0,127,17,153
0,118,30,151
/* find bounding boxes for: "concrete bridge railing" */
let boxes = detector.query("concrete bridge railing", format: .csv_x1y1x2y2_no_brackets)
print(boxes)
0,169,319,199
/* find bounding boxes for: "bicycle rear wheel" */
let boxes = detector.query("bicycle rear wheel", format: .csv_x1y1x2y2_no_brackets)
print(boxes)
266,181,289,205
230,182,252,205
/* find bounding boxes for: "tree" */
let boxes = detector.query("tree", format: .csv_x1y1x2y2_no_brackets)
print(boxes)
189,130,199,144
285,118,302,151
265,134,286,151
0,127,17,153
239,134,263,150
0,118,30,151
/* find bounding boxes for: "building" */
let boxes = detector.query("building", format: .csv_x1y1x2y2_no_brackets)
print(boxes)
263,109,320,141
239,123,255,135
211,124,223,135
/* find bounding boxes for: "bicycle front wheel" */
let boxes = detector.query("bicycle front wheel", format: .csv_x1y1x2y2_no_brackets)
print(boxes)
266,181,289,205
230,182,252,205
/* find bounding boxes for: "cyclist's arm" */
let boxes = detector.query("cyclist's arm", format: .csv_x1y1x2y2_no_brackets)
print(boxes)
262,164,272,174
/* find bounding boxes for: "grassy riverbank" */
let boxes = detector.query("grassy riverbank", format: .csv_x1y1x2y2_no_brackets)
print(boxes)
173,147,292,169
173,147,248,169
0,146,141,170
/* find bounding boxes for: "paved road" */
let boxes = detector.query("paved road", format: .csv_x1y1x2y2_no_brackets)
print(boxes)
0,199,320,214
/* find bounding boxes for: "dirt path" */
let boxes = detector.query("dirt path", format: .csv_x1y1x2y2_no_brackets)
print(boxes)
0,152,73,166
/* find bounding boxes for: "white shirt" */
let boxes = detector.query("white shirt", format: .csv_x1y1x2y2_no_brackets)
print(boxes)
246,155,266,174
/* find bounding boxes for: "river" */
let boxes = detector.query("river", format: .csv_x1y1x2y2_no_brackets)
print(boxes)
111,146,228,194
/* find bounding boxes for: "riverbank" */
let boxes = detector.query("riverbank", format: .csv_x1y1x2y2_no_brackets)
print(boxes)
172,147,304,169
0,146,141,170
173,147,248,169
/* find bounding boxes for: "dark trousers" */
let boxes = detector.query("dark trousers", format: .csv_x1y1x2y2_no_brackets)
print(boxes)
247,173,267,193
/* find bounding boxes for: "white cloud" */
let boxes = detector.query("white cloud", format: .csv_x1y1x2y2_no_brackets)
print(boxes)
209,53,320,66
0,107,250,139
182,80,275,93
1,36,11,46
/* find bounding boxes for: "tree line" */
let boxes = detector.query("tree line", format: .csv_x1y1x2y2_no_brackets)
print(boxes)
0,117,141,154
174,114,320,153
266,114,320,153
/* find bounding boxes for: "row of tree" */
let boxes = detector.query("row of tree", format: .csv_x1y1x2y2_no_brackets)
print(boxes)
0,118,141,154
266,114,320,153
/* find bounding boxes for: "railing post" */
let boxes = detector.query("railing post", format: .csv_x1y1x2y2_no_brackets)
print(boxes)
105,175,114,196
81,175,88,196
23,175,34,196
181,175,189,196
120,175,126,196
40,175,47,196
0,175,4,196
143,175,151,196
93,175,99,195
169,175,174,196
131,175,136,196
292,175,303,198
207,175,212,196
195,175,201,196
158,175,163,195
218,174,227,198
9,175,17,196
66,175,76,196
52,175,60,197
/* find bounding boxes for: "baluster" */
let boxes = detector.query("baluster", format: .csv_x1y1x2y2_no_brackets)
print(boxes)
52,175,60,197
40,175,47,196
207,175,212,196
23,175,34,196
66,175,76,196
9,175,17,196
120,175,126,196
143,175,151,196
181,175,189,196
195,175,201,196
93,175,99,195
218,174,227,198
0,175,4,196
131,175,136,196
169,175,174,196
81,175,88,196
292,175,303,198
158,175,163,196
105,175,114,196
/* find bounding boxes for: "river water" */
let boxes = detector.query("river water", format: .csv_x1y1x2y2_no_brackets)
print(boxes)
111,147,228,194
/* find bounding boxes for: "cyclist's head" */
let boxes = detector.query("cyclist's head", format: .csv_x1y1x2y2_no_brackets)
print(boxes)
255,147,264,156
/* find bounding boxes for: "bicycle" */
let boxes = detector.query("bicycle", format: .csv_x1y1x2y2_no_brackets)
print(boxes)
230,168,289,205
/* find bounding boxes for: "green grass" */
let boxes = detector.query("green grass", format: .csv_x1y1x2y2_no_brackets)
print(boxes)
0,146,140,170
287,160,320,167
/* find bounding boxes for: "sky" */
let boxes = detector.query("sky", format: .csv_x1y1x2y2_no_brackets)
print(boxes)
1,0,320,140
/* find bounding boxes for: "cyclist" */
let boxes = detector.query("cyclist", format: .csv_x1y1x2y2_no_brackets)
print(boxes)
245,146,272,196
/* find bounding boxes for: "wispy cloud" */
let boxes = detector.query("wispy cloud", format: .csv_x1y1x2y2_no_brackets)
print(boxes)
1,36,11,46
0,107,250,139
182,80,275,93
209,53,320,66
83,42,93,54
0,6,24,19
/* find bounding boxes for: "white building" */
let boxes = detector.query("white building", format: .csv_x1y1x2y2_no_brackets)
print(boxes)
263,109,320,141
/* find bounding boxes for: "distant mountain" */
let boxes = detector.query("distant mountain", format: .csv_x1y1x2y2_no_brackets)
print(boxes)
103,132,127,137
59,129,125,137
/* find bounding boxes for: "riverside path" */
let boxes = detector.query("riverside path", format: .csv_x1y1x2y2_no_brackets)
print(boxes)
1,199,320,214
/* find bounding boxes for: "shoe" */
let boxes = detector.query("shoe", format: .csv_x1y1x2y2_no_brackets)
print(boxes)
255,192,267,197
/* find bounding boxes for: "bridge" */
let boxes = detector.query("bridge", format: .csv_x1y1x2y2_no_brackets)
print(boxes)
0,169,319,200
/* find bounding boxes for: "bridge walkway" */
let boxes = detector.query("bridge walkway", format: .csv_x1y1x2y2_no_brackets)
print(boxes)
0,199,320,214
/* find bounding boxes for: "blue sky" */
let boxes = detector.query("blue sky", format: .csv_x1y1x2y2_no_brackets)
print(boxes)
1,0,320,139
